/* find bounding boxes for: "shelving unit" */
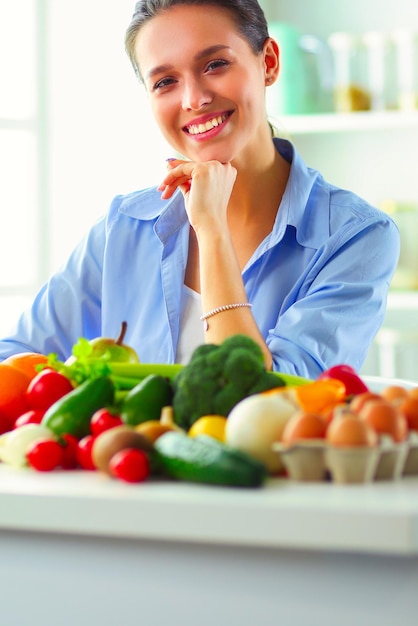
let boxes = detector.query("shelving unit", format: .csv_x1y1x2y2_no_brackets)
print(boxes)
271,110,418,135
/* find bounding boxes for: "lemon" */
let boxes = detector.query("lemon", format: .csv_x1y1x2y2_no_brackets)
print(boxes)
188,415,227,442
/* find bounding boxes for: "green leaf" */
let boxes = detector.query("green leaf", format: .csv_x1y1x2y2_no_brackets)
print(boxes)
72,337,94,361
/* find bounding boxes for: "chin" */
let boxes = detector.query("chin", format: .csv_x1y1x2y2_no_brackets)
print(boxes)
191,146,237,164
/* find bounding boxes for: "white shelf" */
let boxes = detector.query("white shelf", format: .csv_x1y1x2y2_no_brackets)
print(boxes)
387,290,418,310
270,110,418,135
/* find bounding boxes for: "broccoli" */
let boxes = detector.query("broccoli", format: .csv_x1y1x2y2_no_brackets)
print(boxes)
172,334,284,430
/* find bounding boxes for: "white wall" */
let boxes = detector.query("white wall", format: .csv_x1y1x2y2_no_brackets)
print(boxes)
47,0,170,271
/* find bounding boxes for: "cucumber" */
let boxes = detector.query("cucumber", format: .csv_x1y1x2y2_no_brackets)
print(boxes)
154,431,267,488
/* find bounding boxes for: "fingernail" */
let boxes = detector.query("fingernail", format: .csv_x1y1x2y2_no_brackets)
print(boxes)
166,157,176,162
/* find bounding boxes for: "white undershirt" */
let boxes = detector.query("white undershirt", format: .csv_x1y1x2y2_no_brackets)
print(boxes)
176,284,205,364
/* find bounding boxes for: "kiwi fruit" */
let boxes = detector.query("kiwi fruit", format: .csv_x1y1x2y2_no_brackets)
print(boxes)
92,425,154,474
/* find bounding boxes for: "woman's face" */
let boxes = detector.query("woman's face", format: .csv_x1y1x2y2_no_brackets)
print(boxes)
134,4,276,164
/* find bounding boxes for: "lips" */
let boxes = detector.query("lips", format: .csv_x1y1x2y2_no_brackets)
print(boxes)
184,112,231,135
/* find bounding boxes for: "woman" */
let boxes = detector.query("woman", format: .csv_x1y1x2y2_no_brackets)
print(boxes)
0,0,400,378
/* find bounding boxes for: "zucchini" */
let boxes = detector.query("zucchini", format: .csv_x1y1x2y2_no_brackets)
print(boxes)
154,431,267,488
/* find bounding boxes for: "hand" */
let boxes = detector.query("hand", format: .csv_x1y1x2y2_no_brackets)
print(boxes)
158,158,237,232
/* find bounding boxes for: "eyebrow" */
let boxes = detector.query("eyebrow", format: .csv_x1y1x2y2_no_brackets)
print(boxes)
145,44,231,80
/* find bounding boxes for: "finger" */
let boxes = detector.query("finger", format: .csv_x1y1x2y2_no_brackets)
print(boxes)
159,175,192,199
159,171,192,190
161,164,193,184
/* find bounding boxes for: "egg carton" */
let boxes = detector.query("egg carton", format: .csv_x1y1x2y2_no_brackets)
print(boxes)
272,431,418,484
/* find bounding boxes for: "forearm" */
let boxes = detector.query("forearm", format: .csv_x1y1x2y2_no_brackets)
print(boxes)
197,229,273,369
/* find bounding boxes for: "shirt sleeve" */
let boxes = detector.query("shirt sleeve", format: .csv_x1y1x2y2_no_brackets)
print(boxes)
267,214,401,379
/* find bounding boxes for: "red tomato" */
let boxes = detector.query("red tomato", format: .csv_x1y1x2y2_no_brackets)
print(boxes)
26,438,64,472
26,370,74,411
14,409,46,429
109,448,151,483
60,433,79,469
0,412,16,435
90,408,123,437
76,435,96,470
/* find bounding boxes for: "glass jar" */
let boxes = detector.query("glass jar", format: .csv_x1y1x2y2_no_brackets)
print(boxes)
328,32,371,112
391,29,418,111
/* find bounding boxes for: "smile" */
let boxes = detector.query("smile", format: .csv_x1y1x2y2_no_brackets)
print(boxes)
184,112,230,135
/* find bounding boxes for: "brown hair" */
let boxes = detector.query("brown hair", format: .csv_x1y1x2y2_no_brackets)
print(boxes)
125,0,270,81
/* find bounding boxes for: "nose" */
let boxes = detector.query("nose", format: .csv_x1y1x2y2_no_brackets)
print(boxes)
181,77,212,111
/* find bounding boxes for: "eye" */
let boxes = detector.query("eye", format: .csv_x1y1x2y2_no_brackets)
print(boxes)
152,76,177,91
205,59,229,72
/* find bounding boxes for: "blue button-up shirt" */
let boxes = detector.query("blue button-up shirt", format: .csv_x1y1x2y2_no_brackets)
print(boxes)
0,139,400,378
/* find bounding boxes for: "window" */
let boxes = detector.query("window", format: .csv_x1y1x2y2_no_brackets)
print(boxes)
0,0,169,336
0,0,46,332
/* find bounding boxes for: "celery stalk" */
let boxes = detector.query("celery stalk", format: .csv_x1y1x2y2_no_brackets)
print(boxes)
275,372,313,387
108,362,183,381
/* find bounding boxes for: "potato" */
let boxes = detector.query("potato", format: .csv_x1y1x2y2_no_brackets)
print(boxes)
135,420,175,443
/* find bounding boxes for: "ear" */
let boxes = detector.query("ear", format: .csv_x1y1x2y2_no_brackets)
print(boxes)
263,37,280,86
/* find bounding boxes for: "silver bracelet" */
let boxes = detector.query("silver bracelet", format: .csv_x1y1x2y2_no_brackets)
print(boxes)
200,302,252,331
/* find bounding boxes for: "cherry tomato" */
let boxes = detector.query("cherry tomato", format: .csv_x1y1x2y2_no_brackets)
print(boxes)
318,364,369,396
26,370,74,411
14,409,46,429
60,433,79,469
76,435,96,470
26,438,64,472
90,408,123,437
109,448,151,483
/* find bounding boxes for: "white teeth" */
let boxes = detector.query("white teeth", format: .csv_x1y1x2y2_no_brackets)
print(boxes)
187,114,227,135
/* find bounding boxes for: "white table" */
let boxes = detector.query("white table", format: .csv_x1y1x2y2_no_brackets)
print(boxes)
1,466,418,626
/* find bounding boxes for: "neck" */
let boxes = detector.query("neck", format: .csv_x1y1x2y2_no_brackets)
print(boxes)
228,138,289,222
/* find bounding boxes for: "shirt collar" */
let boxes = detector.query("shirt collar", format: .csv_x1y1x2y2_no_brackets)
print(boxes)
117,186,182,220
272,137,331,249
117,138,331,249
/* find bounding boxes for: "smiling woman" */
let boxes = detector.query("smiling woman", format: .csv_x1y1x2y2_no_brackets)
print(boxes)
0,0,400,381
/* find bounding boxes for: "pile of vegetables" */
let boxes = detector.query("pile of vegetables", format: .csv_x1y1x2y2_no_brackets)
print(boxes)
3,324,415,487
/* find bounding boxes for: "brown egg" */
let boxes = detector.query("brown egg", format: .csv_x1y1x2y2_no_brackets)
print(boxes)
349,391,382,413
322,402,347,426
358,398,408,442
398,396,418,432
409,387,418,400
381,385,409,404
281,411,327,444
326,412,378,447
